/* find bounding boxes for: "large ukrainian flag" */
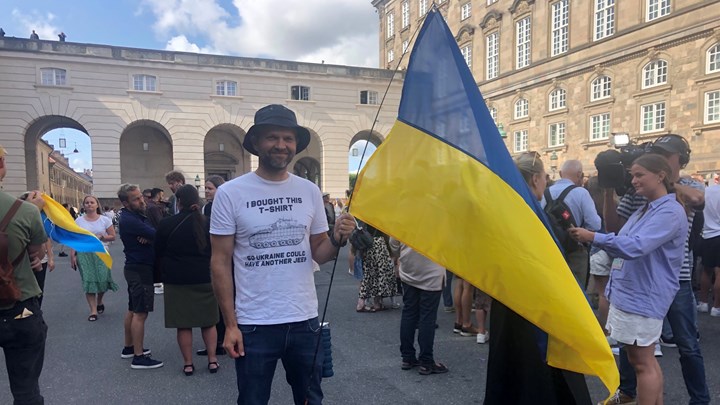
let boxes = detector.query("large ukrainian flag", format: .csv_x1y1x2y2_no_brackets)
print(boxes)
41,194,112,269
350,9,617,395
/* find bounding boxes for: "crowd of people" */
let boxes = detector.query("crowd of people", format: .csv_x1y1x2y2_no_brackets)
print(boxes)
1,105,718,404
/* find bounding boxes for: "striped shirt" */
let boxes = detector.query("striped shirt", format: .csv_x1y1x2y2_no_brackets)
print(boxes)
616,177,703,281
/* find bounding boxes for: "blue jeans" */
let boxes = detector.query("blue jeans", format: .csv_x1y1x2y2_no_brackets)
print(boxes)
235,317,323,405
442,270,453,308
400,283,442,366
619,282,709,404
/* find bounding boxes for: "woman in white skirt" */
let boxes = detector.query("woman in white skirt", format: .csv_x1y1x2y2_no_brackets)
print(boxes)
570,154,687,405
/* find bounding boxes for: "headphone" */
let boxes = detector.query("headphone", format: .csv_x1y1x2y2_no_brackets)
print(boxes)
651,133,691,168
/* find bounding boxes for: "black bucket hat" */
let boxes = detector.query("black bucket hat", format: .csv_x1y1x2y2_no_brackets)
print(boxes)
243,104,311,156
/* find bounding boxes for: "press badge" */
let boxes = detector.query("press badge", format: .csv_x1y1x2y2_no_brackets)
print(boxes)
611,258,625,271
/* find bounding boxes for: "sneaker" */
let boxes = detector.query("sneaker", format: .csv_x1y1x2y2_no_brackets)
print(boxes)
154,283,164,295
476,332,489,344
711,307,720,317
697,302,709,313
611,346,620,356
659,337,677,348
452,323,462,334
130,355,164,369
443,306,456,313
654,343,663,357
606,335,618,347
121,346,151,359
597,389,636,405
460,325,480,337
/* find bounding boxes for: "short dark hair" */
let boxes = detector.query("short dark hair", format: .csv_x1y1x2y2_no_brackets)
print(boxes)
142,188,152,197
165,170,186,184
150,188,164,199
205,175,225,189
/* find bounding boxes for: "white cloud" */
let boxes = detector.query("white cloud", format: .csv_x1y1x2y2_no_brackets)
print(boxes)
142,0,379,67
11,9,60,40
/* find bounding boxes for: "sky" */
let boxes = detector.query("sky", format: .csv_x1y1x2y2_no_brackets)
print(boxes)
1,0,381,172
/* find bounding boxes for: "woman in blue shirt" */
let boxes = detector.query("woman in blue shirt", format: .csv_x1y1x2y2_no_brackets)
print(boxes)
570,154,687,405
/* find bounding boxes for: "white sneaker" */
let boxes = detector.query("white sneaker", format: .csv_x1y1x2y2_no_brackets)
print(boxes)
611,346,620,356
154,283,164,295
606,335,618,346
697,302,709,313
476,332,489,344
654,343,663,357
711,307,720,317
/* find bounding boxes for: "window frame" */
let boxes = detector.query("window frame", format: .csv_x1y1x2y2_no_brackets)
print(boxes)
593,0,615,41
642,60,668,89
360,90,379,105
705,90,720,124
513,129,529,153
386,12,395,39
551,0,569,57
640,101,667,133
215,80,237,96
549,88,567,111
132,74,157,92
461,2,472,20
548,122,566,147
419,0,428,16
402,40,410,54
707,43,720,74
290,85,311,101
40,67,67,86
515,16,531,69
388,49,395,63
590,113,611,141
591,75,612,101
646,0,671,22
401,1,410,29
514,98,529,120
461,44,472,68
486,31,499,80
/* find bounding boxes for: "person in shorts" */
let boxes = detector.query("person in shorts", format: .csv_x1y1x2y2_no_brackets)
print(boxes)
699,182,720,316
117,184,163,370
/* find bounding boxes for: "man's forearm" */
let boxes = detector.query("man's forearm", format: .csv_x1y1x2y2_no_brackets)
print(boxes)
603,189,622,233
211,257,237,329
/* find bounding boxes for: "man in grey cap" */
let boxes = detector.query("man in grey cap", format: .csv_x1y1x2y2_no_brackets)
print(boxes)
210,104,355,404
601,134,709,405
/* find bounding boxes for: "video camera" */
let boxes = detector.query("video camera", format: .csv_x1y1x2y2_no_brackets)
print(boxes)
594,133,691,195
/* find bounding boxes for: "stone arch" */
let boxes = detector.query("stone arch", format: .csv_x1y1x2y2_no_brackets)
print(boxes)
349,130,385,150
292,129,323,185
204,123,249,181
455,24,475,42
293,157,321,186
119,120,173,192
24,115,89,191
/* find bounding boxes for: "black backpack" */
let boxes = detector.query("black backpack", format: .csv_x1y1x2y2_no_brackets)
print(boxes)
543,185,580,255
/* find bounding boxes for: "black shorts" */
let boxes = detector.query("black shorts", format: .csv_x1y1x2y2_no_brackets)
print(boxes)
124,264,154,313
701,235,720,269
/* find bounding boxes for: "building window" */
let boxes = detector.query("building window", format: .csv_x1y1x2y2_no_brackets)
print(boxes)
419,0,428,16
642,60,668,89
360,90,379,105
388,49,395,63
516,17,531,69
290,85,310,101
551,0,569,56
387,13,394,39
706,90,720,124
514,130,528,153
132,74,156,91
401,1,410,28
40,68,67,86
646,0,670,21
590,113,611,140
461,44,472,68
215,80,237,96
707,43,720,74
549,122,566,147
461,2,472,20
591,75,612,101
486,32,499,80
594,0,615,41
641,102,666,133
514,98,529,119
549,88,567,111
489,106,497,122
402,40,410,54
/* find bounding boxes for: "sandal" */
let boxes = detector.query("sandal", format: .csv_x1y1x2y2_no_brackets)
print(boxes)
418,362,449,375
183,364,194,376
401,359,420,370
97,304,105,314
208,361,219,374
88,314,98,322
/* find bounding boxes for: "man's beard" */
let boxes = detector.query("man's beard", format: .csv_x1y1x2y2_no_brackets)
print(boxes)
258,150,295,172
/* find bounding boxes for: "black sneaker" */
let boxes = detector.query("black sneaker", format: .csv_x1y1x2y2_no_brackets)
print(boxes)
131,355,164,369
121,346,151,359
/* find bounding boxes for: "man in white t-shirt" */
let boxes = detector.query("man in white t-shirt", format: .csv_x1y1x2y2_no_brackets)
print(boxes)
210,104,354,405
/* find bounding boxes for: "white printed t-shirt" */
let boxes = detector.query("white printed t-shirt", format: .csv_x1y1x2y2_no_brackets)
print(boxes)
210,172,329,325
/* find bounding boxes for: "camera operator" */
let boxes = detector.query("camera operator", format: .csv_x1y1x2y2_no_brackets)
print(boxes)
601,134,709,405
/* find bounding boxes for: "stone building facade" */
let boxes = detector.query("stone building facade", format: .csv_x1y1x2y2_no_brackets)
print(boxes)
0,38,402,201
372,0,720,177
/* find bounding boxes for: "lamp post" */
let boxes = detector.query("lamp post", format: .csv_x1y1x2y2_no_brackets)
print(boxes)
194,174,201,190
550,151,559,179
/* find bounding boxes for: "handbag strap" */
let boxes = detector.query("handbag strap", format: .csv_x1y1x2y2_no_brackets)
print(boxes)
167,213,192,243
0,200,23,232
0,200,26,271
